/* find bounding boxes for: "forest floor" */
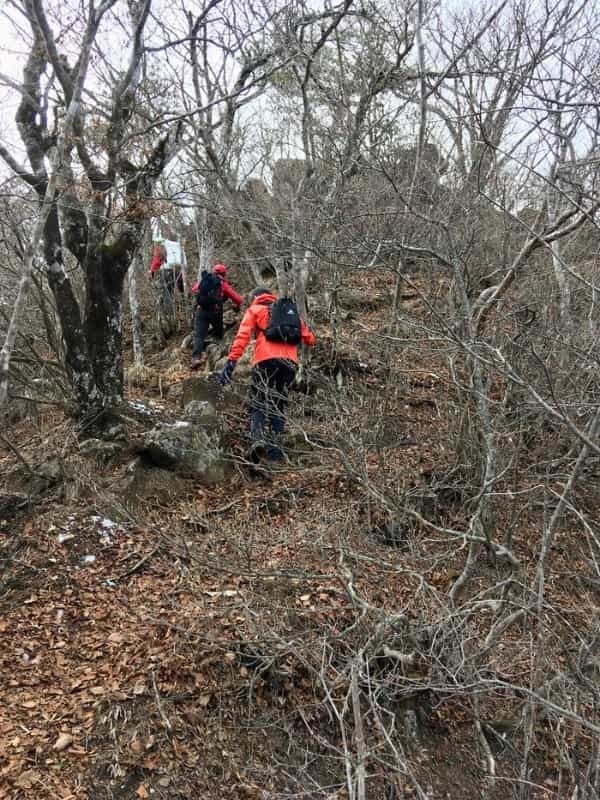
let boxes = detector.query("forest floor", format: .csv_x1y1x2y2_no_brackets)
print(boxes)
0,270,595,799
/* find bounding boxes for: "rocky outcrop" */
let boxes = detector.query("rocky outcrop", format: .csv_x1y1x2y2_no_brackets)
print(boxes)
117,458,184,509
181,376,223,408
137,421,225,483
182,400,216,425
78,438,125,464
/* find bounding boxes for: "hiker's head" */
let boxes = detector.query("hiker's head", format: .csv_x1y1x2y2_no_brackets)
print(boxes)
250,286,272,302
213,263,227,276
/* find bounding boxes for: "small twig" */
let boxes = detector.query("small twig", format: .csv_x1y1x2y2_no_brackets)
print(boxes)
382,645,416,667
474,695,496,793
113,545,161,580
351,665,367,800
204,498,244,515
0,431,37,475
152,670,172,732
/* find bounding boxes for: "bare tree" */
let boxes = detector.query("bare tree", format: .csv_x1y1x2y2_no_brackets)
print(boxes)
0,0,180,432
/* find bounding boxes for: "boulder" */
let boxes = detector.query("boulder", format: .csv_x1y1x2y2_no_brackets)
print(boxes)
125,364,158,389
205,340,229,371
223,307,240,326
117,458,184,509
138,421,225,483
79,438,124,464
167,381,184,401
183,400,216,425
181,375,222,407
27,457,63,496
180,375,239,411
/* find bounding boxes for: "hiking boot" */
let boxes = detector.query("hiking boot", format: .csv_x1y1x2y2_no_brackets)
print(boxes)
266,444,286,462
190,355,205,370
249,409,265,437
247,440,267,463
266,428,286,463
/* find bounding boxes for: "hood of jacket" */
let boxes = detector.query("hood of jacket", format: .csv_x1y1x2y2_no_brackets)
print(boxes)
251,292,277,307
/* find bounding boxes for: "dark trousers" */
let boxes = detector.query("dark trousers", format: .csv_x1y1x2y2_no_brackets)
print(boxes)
192,307,223,357
160,267,175,296
248,359,296,455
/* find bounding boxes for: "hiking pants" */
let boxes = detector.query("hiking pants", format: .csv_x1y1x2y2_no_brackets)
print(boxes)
160,267,175,296
248,358,296,445
192,307,223,358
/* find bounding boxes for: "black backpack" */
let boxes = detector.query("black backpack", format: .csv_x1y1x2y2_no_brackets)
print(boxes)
264,297,301,344
197,271,222,308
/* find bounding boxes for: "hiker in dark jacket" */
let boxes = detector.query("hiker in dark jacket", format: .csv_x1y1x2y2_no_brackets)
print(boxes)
191,264,243,370
219,287,316,462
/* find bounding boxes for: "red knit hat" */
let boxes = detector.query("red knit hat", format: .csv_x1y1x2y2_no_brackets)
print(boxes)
213,263,227,275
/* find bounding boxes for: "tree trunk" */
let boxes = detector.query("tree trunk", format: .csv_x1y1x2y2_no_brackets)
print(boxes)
85,254,127,418
128,247,145,367
195,206,214,282
42,208,96,418
293,251,310,323
291,195,310,321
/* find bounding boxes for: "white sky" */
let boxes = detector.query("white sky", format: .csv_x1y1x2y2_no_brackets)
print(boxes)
1,0,598,200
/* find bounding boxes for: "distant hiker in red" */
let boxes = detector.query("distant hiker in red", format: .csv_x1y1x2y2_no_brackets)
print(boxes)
148,239,184,294
219,287,316,463
191,263,243,370
149,240,167,278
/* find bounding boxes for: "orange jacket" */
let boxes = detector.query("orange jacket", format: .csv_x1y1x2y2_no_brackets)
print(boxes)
228,293,316,366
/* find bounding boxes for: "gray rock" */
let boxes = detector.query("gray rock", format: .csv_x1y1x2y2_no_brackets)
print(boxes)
138,421,225,483
38,457,62,481
205,340,230,370
167,381,184,400
181,376,222,407
26,457,63,496
183,400,216,425
117,458,184,509
79,438,124,463
180,333,193,350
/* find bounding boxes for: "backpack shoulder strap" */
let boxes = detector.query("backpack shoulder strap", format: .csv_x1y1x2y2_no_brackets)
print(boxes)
254,300,274,335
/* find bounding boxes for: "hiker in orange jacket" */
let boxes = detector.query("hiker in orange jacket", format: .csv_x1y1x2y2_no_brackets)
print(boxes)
219,287,316,462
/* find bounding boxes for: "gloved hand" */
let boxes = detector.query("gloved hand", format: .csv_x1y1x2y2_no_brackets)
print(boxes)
219,359,236,386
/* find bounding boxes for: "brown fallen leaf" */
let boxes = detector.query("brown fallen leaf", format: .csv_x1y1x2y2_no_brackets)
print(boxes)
53,733,74,752
130,739,144,755
15,770,40,789
136,783,149,799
